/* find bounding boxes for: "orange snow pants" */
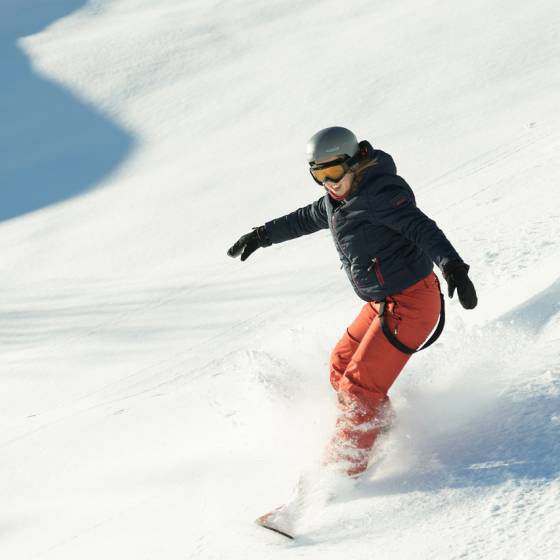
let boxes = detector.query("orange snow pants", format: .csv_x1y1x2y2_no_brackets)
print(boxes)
327,272,442,476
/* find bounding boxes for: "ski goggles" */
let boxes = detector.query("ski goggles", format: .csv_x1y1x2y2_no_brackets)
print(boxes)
309,157,350,185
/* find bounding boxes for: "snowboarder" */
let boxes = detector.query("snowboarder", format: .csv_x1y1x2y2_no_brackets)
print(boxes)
227,126,477,478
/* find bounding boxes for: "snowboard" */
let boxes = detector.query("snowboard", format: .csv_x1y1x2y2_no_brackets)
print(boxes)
255,508,294,539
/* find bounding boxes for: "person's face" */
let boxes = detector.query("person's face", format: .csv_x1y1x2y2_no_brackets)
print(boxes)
315,156,354,198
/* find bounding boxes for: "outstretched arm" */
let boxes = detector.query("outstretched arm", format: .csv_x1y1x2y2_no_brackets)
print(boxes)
263,196,328,244
227,196,328,261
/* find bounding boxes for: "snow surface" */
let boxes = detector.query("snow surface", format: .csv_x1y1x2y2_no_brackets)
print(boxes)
1,0,559,558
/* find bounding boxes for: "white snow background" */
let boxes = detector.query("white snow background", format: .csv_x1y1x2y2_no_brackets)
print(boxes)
1,0,559,558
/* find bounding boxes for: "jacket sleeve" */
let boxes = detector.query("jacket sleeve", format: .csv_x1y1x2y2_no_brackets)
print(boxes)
263,196,329,244
369,183,463,270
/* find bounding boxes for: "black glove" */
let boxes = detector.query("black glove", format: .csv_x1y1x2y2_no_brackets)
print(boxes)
442,261,478,309
227,226,272,261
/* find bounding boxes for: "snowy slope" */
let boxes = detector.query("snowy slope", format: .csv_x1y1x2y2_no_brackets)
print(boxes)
1,0,559,558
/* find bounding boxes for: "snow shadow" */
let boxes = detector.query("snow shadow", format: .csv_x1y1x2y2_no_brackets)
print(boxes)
360,388,560,498
0,1,135,222
498,276,560,335
0,282,189,348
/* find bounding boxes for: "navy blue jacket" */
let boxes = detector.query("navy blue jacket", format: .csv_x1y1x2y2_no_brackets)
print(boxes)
264,150,463,302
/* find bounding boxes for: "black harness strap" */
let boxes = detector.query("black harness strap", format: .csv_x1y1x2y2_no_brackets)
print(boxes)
378,292,445,355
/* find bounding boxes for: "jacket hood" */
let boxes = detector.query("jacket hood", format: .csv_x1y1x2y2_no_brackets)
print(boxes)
345,148,397,199
363,149,397,178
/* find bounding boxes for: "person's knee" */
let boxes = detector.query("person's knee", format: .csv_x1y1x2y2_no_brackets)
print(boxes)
329,347,346,375
329,349,345,391
329,338,355,388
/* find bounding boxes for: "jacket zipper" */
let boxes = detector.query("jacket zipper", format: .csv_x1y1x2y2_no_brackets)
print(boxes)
368,257,385,287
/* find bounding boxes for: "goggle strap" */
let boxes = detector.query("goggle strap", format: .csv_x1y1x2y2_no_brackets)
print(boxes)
309,157,347,171
345,141,370,168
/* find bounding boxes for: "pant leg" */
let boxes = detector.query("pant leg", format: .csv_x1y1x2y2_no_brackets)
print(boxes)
329,302,376,392
326,273,442,476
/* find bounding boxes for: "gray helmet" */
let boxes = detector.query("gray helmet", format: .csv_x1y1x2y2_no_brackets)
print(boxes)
306,126,359,164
